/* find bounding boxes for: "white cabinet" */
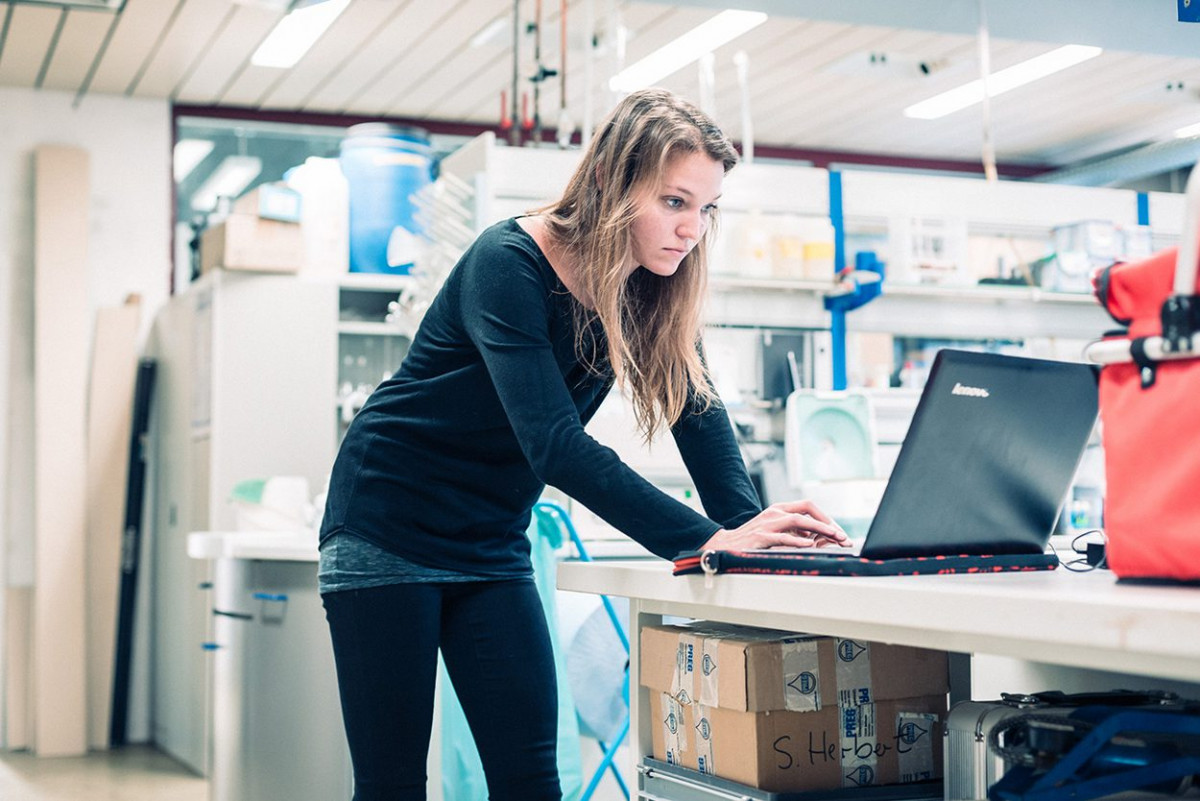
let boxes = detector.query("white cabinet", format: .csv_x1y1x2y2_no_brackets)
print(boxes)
204,550,352,801
146,271,338,773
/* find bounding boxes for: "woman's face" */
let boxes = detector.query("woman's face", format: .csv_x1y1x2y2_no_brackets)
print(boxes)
628,151,725,278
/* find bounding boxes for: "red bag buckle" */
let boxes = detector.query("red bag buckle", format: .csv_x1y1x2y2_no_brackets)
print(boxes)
1161,294,1200,354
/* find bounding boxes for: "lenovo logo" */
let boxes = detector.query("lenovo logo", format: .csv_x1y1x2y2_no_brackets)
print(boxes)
952,382,990,398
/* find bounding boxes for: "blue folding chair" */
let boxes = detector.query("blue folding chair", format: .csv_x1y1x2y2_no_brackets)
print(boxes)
533,501,631,801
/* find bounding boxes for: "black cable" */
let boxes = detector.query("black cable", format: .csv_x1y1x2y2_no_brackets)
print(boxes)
1050,529,1107,572
987,712,1097,767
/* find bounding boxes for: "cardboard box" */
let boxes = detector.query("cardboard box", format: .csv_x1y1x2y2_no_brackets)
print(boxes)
200,213,303,275
234,183,303,223
648,691,945,793
640,623,948,793
640,623,949,712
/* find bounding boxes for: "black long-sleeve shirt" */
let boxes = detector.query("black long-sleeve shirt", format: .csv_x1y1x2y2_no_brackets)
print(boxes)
319,217,761,576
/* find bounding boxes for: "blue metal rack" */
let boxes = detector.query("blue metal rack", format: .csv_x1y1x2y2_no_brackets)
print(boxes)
533,501,631,801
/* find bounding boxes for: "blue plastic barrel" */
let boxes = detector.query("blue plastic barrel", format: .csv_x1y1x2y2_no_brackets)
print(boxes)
339,123,432,274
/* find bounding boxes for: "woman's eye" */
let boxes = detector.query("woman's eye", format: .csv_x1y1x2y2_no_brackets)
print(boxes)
702,204,718,216
664,197,684,209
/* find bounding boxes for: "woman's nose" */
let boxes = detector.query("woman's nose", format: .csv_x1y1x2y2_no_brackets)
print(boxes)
679,210,704,240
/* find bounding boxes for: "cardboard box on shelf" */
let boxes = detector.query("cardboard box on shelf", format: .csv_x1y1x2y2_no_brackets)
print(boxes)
200,213,303,275
233,183,303,223
640,623,949,713
640,622,948,793
648,691,945,793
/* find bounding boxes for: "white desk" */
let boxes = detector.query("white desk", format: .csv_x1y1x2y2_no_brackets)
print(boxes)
187,530,318,562
556,562,1200,784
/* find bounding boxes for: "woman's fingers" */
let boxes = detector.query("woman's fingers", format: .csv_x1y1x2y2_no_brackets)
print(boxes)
772,499,837,524
767,509,846,542
769,532,818,548
701,499,853,551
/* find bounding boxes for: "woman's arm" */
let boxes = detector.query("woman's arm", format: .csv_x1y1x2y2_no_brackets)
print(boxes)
671,391,849,551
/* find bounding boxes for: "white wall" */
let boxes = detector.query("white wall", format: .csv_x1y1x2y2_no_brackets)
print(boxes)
0,87,172,745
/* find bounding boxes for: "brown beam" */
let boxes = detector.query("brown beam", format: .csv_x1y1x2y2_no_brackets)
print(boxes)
171,103,1053,180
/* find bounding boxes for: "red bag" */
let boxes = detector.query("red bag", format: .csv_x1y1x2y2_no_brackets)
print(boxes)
1089,184,1200,582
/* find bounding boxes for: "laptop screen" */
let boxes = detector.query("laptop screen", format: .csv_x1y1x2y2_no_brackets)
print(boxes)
860,350,1099,560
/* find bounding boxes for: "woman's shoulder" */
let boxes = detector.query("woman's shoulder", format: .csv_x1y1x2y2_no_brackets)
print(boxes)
459,217,557,286
471,217,544,263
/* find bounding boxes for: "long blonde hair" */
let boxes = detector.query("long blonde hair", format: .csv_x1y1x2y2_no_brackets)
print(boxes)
542,89,738,440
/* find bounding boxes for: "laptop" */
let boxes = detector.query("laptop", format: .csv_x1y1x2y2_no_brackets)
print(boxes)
674,349,1100,577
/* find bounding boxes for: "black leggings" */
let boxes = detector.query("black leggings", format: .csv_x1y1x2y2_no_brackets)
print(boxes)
322,579,562,801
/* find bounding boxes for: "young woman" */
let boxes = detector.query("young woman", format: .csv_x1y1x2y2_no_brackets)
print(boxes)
319,88,848,801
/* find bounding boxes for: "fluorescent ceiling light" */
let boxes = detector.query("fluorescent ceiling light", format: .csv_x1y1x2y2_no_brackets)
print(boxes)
191,156,262,212
251,0,350,69
173,139,215,183
904,44,1103,120
13,0,125,9
471,17,509,48
609,9,767,93
1175,121,1200,139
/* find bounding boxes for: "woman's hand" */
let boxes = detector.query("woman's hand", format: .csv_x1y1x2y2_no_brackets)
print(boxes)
701,500,850,551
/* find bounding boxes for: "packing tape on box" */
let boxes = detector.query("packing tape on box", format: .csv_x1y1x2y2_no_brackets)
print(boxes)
661,692,687,762
672,634,700,705
694,704,715,775
698,637,721,707
782,639,822,711
896,712,938,783
840,702,879,788
836,639,873,707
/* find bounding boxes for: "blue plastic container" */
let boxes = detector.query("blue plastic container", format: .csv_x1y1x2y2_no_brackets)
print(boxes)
339,123,432,274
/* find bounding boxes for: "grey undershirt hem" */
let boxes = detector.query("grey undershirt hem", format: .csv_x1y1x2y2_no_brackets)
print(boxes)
318,532,491,594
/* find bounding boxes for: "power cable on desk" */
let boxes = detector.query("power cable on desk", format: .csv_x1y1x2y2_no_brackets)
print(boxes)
1050,529,1108,572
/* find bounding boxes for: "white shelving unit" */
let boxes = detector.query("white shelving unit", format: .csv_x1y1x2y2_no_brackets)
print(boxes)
707,276,1112,339
706,276,830,329
835,170,1185,342
336,275,414,437
848,282,1110,340
706,276,1121,347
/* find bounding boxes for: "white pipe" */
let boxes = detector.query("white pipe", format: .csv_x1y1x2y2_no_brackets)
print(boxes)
977,0,998,182
610,0,624,107
510,0,521,146
1175,164,1200,296
1085,334,1200,365
733,50,752,166
582,0,593,149
697,52,716,118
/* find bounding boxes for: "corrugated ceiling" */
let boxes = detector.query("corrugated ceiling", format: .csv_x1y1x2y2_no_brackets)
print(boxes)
2,0,1199,169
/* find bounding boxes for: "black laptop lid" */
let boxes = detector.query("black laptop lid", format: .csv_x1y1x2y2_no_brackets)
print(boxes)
861,350,1099,560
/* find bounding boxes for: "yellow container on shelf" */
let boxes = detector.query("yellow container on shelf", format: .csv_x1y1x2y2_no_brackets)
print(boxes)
802,240,836,279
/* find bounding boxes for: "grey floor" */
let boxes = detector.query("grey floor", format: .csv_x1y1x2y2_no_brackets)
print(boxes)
0,743,631,800
0,745,207,801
